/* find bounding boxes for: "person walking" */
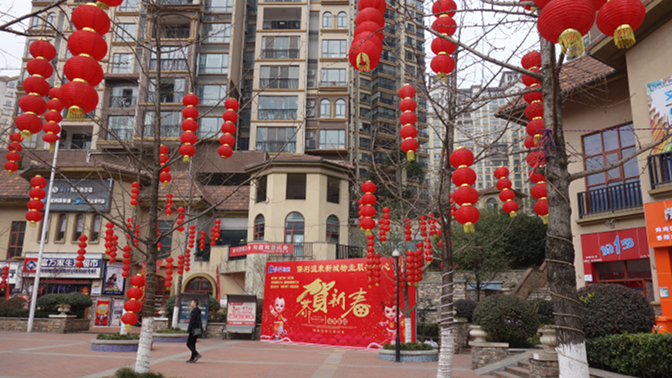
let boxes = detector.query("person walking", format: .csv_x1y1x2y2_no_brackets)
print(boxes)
186,299,203,363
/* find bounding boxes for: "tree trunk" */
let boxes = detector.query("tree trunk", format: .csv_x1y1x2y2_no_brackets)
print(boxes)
541,39,589,378
134,317,155,373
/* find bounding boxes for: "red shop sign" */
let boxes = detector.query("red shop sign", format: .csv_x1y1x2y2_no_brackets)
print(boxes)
580,227,649,263
230,243,293,257
260,258,416,350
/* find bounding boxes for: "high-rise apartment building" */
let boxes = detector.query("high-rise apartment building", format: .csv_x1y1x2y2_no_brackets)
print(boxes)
0,76,19,131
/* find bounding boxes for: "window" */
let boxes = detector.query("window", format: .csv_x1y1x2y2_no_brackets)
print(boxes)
45,13,56,27
284,212,304,243
202,23,231,43
7,221,26,259
158,221,173,256
107,115,135,141
321,40,346,58
336,12,347,28
30,16,41,29
196,84,227,105
205,0,233,12
90,215,101,243
286,173,306,200
198,117,220,138
111,53,132,73
110,86,137,108
320,68,346,86
147,78,185,103
256,176,267,203
115,23,137,42
322,12,333,28
261,36,300,59
55,214,67,242
156,21,191,39
256,127,297,152
199,53,229,74
73,214,84,242
319,129,345,149
327,177,339,204
143,111,181,137
583,124,638,190
258,96,298,120
334,99,346,118
254,214,265,240
119,0,139,11
326,215,339,243
260,66,299,89
149,47,188,70
319,99,330,118
185,277,214,294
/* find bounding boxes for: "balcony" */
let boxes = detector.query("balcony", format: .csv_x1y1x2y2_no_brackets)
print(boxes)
106,127,134,141
258,109,297,120
143,125,181,138
109,96,137,108
320,81,346,87
262,20,301,30
577,181,643,219
336,245,362,259
256,140,296,153
648,151,672,190
267,243,314,261
260,49,300,59
259,78,299,89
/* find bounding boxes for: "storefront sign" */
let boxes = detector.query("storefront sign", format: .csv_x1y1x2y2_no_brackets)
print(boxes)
23,253,104,279
230,243,294,257
103,262,125,295
0,261,21,285
95,298,110,326
581,227,649,263
644,200,672,248
227,297,256,327
48,179,113,213
260,258,416,349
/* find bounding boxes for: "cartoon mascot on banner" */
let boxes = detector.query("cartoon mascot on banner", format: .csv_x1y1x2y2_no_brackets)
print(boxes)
270,296,288,340
380,299,404,344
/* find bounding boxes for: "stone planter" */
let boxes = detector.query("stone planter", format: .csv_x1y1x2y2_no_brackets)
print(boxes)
153,333,188,343
378,348,439,362
539,325,557,349
468,325,488,343
90,338,146,352
56,304,71,315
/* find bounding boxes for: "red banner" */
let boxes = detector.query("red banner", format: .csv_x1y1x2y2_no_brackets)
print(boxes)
230,243,294,257
260,258,415,349
94,298,110,326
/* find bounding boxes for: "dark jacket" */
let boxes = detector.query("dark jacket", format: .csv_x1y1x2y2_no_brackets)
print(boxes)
187,307,202,335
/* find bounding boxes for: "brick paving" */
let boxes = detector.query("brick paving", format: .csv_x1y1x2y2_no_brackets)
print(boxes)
0,331,489,378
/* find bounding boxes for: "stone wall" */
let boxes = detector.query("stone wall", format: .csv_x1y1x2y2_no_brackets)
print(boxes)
206,323,226,339
153,318,169,332
0,316,89,333
529,356,559,378
453,321,469,354
470,342,509,369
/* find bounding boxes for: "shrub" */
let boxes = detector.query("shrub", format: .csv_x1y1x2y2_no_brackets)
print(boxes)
97,333,140,340
0,296,27,309
155,327,187,334
208,311,227,323
35,292,93,317
454,299,478,323
578,284,655,339
382,342,434,351
473,295,539,347
529,299,554,325
64,292,93,311
418,322,439,338
586,333,672,378
114,367,166,378
0,307,29,317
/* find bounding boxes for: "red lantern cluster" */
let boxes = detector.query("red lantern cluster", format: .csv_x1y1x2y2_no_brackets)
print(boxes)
105,222,116,263
359,181,377,235
164,256,174,288
199,230,207,251
521,51,545,148
177,254,185,275
451,147,480,233
210,219,221,246
180,94,199,162
420,215,433,262
495,167,518,217
5,133,24,175
219,98,239,159
176,207,185,233
365,233,380,287
17,40,56,140
530,171,549,224
159,145,172,187
378,207,391,242
596,0,645,49
26,175,47,227
405,248,424,286
187,225,196,271
165,193,173,216
1,266,9,290
537,0,595,58
75,235,88,269
349,0,385,72
430,0,457,81
43,88,63,152
398,84,419,162
130,182,139,207
122,245,132,278
122,274,145,330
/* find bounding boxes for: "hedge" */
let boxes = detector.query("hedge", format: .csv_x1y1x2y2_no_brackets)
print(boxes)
382,342,434,351
586,333,672,378
473,295,539,347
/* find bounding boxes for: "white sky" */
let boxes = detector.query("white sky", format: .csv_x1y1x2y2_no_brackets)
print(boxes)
0,0,32,77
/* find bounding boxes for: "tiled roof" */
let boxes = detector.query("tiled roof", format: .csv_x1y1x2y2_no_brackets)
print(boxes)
496,55,617,118
21,160,151,179
155,171,206,199
245,154,354,172
204,186,250,211
0,171,30,199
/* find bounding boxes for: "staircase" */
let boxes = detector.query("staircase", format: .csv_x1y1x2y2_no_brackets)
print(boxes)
511,262,548,300
490,359,531,378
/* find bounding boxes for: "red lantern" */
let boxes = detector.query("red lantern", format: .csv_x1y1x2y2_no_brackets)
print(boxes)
122,273,145,330
431,54,455,82
76,235,88,269
72,4,111,34
450,147,474,168
432,0,457,17
525,101,544,120
130,181,140,207
494,166,509,179
349,33,382,72
432,16,457,35
452,167,476,187
455,205,480,233
596,0,645,50
537,0,595,58
521,50,541,69
431,37,457,56
220,98,239,159
534,199,549,224
26,175,47,227
453,186,479,206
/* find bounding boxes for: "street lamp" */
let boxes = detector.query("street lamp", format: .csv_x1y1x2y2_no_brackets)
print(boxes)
392,248,401,363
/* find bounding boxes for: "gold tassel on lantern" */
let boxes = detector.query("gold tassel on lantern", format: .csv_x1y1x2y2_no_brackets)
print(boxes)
407,150,415,162
357,53,371,72
66,105,85,120
542,214,548,224
183,155,191,163
558,28,585,58
614,24,636,49
509,211,517,218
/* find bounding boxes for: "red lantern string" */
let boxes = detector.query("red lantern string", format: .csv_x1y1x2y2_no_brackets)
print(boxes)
159,146,172,187
530,171,549,224
199,230,207,251
596,0,645,50
122,245,132,278
210,219,221,246
165,193,173,216
349,0,385,72
177,254,184,275
5,133,24,176
122,274,145,330
180,93,199,162
110,235,118,263
134,224,140,247
176,207,185,233
75,235,88,269
450,147,480,233
42,87,63,153
398,84,419,162
359,181,377,235
219,98,239,159
430,0,457,81
130,181,140,207
17,40,55,140
379,207,390,242
104,222,115,261
495,167,519,218
537,0,595,58
26,175,47,227
1,266,10,290
164,257,174,288
187,225,195,272
366,233,375,287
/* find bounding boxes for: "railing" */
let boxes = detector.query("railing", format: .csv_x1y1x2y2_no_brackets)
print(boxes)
577,181,643,218
258,109,297,120
261,49,300,59
109,96,137,108
648,151,672,190
159,0,194,5
322,52,346,58
320,81,346,87
319,142,345,150
259,78,299,89
107,127,133,141
255,140,296,153
267,243,314,261
262,20,301,30
336,245,362,259
143,125,181,138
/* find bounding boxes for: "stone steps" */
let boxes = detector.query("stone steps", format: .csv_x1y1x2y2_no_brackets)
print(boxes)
504,365,530,378
492,371,522,378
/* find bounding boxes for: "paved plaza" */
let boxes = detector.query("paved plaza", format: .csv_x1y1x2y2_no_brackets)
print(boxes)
0,331,487,378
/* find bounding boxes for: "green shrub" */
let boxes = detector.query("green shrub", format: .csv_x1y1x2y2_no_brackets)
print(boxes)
530,299,554,325
382,342,434,351
114,367,166,378
155,327,187,334
0,307,29,317
454,299,478,323
586,333,672,378
35,292,93,318
473,295,539,347
96,333,140,340
64,292,93,311
578,284,655,339
208,311,227,323
418,322,439,338
0,296,27,309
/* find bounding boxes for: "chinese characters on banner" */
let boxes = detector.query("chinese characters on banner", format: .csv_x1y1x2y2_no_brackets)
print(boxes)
260,258,415,349
580,227,649,282
644,201,672,248
227,302,256,326
23,253,104,279
230,243,294,257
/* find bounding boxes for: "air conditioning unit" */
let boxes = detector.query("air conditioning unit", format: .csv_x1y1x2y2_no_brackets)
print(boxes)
348,219,359,226
307,69,316,76
307,80,316,88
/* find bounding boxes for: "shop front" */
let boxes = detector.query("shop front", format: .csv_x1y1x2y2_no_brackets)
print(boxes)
0,261,21,298
644,200,672,332
23,253,104,297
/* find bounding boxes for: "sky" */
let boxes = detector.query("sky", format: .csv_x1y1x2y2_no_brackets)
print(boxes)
0,0,33,77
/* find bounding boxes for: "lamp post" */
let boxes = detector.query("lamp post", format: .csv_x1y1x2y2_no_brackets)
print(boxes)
392,248,401,362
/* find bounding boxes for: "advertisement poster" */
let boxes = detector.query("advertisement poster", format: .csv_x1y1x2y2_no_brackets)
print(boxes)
95,298,110,326
103,262,125,295
230,243,294,258
260,258,415,349
227,299,256,326
177,293,209,331
646,76,672,153
23,253,103,279
110,298,124,327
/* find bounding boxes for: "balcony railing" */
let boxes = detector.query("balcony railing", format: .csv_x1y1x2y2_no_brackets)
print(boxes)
261,49,300,59
320,81,346,87
259,78,299,89
109,96,137,108
577,181,643,219
267,243,314,261
143,125,181,138
256,140,296,153
159,0,193,5
258,109,297,120
262,20,301,30
336,245,362,259
648,151,672,190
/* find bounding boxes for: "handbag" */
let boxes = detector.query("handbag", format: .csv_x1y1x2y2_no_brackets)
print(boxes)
193,327,202,336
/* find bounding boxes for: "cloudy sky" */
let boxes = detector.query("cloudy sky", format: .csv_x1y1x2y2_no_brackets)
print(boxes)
0,0,32,77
